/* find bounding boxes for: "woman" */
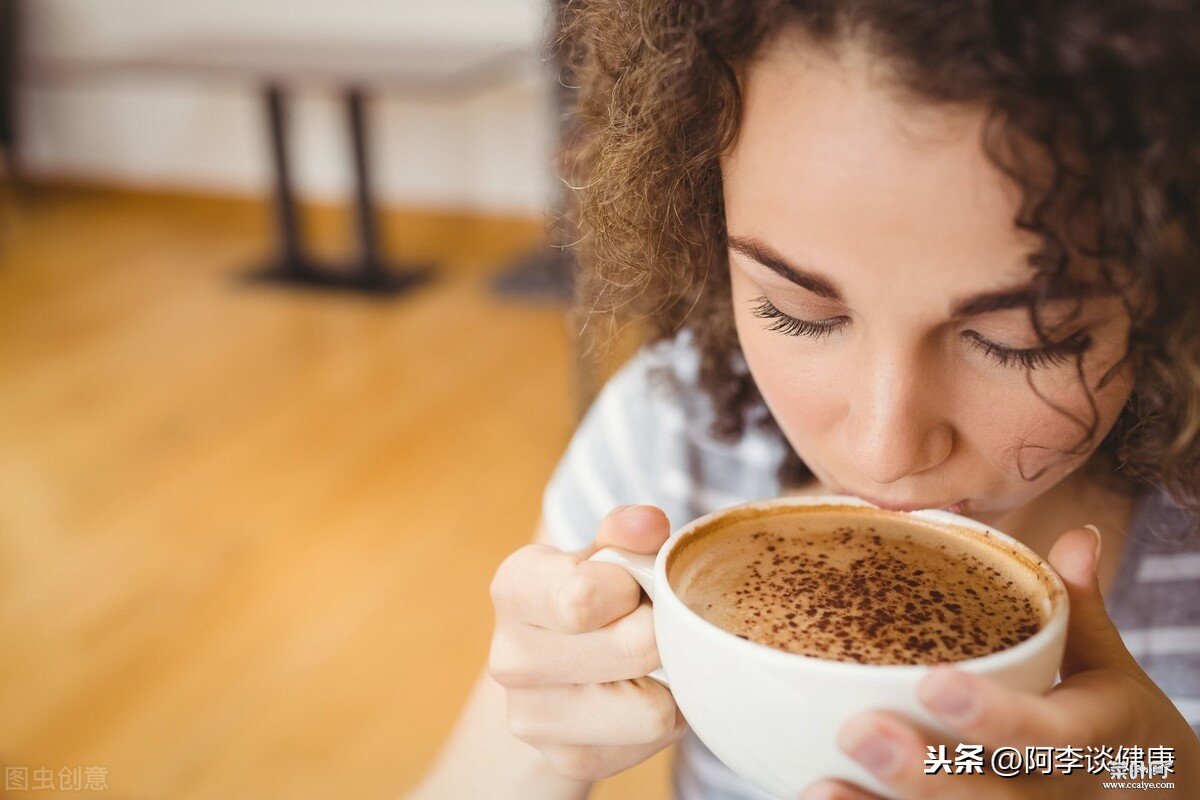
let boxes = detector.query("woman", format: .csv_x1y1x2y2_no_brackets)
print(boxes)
410,1,1200,797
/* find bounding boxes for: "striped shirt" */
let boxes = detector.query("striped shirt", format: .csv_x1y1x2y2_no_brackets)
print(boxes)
542,329,1200,799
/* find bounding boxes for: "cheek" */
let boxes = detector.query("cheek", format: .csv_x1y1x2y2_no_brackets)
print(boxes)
970,357,1133,482
731,278,847,445
749,348,847,435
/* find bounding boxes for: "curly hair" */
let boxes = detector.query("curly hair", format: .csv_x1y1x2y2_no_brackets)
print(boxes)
554,0,1200,516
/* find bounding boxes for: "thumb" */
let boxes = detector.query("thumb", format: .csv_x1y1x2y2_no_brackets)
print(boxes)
1047,525,1136,678
590,504,672,555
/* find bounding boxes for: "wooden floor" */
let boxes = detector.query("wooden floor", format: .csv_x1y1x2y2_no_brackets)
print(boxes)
0,186,669,799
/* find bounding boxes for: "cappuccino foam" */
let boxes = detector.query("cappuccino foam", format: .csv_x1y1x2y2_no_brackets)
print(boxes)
668,507,1049,666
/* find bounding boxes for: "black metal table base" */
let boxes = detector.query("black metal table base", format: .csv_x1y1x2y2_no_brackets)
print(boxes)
249,82,431,297
489,246,574,304
245,261,435,295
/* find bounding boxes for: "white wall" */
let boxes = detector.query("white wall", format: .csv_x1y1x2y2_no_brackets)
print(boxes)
18,0,559,214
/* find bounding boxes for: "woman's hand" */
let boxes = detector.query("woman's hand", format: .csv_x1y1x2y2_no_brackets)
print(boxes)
487,505,686,782
801,526,1200,799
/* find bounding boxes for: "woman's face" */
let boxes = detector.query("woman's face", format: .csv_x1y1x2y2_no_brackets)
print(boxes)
722,35,1134,524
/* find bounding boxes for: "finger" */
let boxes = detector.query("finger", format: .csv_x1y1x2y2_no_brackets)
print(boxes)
799,778,887,799
1046,668,1162,744
491,542,641,632
594,504,672,553
917,667,1079,748
919,664,1155,750
1046,526,1138,678
837,710,1035,799
492,505,669,631
539,714,688,783
489,600,659,686
506,677,680,745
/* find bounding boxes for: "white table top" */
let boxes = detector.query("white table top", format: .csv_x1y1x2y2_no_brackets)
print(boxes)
26,37,539,97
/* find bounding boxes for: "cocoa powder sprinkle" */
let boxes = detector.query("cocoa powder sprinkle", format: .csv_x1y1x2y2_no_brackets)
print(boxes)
672,516,1046,666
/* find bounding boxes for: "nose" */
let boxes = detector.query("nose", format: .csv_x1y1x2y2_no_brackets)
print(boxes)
843,343,954,485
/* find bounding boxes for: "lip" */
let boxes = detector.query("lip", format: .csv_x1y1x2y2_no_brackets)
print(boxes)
835,489,967,515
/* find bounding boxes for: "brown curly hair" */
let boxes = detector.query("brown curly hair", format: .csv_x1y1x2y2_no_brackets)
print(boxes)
554,0,1200,516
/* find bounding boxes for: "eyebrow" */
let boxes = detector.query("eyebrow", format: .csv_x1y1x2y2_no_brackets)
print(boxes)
727,234,842,300
725,234,1105,317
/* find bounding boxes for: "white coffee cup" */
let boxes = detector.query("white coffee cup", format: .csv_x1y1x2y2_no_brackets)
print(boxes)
590,494,1068,799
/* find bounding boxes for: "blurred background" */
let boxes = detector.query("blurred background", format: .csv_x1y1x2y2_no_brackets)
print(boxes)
0,1,661,798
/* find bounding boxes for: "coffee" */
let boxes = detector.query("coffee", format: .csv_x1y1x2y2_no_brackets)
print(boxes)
667,506,1050,666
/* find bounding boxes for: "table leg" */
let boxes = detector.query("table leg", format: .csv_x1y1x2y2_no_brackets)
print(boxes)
265,83,309,277
338,86,434,293
346,87,381,282
246,83,434,297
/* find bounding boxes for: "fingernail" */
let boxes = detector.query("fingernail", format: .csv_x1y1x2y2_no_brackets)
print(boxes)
845,731,899,776
1084,524,1102,562
924,675,976,723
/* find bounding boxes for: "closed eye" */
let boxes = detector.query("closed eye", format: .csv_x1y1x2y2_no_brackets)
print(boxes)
962,329,1093,370
750,296,849,339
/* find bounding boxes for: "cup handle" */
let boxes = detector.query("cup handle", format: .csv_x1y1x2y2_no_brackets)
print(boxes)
588,547,670,687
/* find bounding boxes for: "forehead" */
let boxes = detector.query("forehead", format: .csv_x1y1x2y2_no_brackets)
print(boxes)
721,34,1039,300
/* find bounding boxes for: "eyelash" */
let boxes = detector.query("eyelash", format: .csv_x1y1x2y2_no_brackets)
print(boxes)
749,295,1093,370
960,330,1092,369
750,296,849,339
